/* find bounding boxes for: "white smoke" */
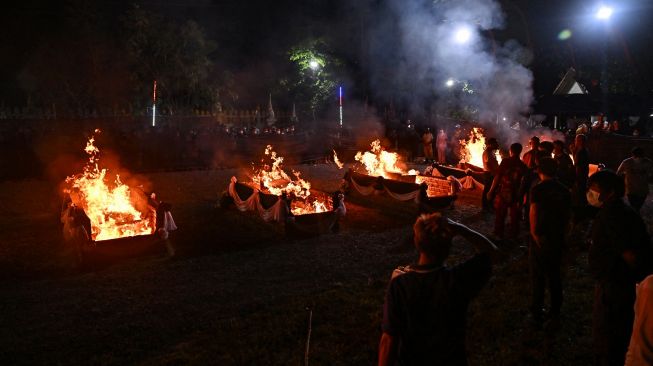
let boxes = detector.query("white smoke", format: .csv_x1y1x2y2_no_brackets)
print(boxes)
365,0,534,127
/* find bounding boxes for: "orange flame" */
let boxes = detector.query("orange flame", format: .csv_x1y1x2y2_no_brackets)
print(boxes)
333,150,344,169
65,131,156,241
355,140,417,178
459,127,501,168
252,145,331,215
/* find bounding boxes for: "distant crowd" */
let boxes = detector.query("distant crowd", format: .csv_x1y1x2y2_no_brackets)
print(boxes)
378,133,653,365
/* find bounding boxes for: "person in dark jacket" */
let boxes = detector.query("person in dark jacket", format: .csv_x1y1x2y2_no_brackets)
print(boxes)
529,157,572,326
588,170,653,366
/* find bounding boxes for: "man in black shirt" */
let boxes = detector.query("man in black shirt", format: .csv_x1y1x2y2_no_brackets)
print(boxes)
529,157,572,325
588,171,653,366
378,213,498,366
573,134,590,207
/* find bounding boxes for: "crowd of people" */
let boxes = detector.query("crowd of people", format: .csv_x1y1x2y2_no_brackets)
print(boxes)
378,134,653,365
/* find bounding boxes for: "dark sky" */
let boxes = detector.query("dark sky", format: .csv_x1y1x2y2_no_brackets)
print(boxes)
1,0,652,106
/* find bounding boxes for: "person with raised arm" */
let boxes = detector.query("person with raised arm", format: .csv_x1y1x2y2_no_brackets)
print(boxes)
378,213,498,366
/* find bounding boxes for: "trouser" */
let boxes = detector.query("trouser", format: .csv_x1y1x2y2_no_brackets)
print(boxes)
424,144,433,159
627,194,646,212
592,282,636,366
529,243,563,317
494,197,520,239
481,173,494,211
437,146,446,163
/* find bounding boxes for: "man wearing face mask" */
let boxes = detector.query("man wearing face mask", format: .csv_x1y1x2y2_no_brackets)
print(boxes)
587,170,653,366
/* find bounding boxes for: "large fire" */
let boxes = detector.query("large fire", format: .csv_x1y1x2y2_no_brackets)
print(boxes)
252,145,331,215
355,140,417,178
459,127,501,168
64,131,156,241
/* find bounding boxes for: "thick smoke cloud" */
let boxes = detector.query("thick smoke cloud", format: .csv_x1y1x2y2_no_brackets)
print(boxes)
363,0,533,127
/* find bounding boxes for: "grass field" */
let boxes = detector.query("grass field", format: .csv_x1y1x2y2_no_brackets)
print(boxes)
0,164,650,365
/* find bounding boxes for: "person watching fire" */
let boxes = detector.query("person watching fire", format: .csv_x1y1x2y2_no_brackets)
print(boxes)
378,213,498,366
422,128,434,162
487,143,527,241
481,137,500,213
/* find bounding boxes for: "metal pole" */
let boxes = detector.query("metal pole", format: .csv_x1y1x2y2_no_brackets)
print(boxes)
304,307,313,366
152,80,157,127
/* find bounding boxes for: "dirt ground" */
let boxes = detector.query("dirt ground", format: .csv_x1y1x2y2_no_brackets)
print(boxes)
1,164,651,365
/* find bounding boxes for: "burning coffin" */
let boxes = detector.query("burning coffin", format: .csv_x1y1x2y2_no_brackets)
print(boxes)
344,140,456,211
61,131,174,261
224,145,344,235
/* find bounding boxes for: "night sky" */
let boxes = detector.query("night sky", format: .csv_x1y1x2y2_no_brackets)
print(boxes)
1,0,652,106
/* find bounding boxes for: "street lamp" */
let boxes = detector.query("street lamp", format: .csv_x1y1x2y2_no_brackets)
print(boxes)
596,5,613,20
309,60,319,70
445,79,455,88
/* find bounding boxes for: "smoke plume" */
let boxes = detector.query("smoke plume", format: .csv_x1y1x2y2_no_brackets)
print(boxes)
361,0,534,128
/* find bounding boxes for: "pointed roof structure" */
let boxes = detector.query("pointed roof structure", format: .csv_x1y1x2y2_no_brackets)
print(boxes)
553,68,588,95
266,93,276,125
291,103,298,123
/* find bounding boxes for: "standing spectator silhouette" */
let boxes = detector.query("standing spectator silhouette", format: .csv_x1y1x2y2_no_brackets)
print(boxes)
487,143,527,240
573,134,590,214
529,157,572,327
625,274,653,365
436,129,448,164
422,128,434,161
553,140,575,188
378,213,498,366
616,147,653,213
481,138,500,213
588,170,653,366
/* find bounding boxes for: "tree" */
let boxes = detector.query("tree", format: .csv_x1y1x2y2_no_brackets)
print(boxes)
123,6,217,113
279,38,342,121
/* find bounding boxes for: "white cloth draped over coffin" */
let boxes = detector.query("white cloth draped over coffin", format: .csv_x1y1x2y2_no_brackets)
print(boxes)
228,176,286,222
429,166,485,191
348,172,421,202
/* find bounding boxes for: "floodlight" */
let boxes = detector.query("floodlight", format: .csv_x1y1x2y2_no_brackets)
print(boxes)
596,6,613,20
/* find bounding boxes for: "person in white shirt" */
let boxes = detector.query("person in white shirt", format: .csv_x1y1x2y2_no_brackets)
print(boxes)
617,147,653,212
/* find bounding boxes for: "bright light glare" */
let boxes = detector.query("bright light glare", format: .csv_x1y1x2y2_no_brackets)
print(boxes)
446,79,455,87
454,27,472,44
596,6,613,20
309,60,319,70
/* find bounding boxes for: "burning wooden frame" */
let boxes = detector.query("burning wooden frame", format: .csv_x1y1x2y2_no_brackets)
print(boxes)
224,177,344,236
60,131,175,265
343,169,457,211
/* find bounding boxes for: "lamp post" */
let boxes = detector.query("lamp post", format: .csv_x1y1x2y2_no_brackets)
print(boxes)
152,80,157,127
595,5,613,116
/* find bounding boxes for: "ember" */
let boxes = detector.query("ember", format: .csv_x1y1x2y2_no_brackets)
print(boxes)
459,127,501,168
251,145,331,215
64,130,156,241
355,139,417,178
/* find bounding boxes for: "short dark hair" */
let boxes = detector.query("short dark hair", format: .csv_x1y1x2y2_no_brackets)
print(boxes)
413,213,453,260
538,157,558,177
539,141,554,154
510,143,523,156
553,140,565,149
632,147,644,158
530,136,540,144
588,170,625,198
486,137,498,147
